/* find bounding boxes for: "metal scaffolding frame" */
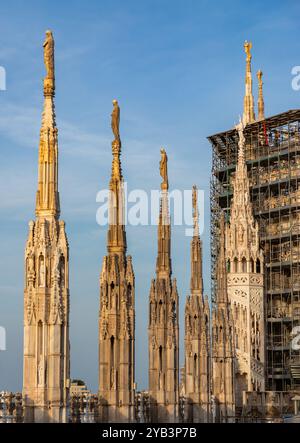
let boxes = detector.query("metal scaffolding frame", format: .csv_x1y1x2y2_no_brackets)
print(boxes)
209,109,300,391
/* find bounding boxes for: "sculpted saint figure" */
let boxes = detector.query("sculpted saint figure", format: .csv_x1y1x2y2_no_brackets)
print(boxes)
43,30,55,80
236,118,246,150
159,148,168,187
53,254,60,283
244,40,252,62
39,256,45,287
111,99,120,141
238,225,244,244
28,254,35,275
38,361,44,386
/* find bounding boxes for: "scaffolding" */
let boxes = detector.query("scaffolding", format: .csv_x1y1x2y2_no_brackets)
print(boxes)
209,109,300,391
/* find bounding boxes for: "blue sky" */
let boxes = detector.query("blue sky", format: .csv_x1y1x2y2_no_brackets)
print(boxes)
1,0,300,392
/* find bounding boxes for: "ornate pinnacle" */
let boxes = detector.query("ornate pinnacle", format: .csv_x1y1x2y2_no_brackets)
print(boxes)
257,70,265,120
36,31,59,218
156,149,171,275
107,100,126,253
190,185,203,296
242,40,255,125
192,185,199,238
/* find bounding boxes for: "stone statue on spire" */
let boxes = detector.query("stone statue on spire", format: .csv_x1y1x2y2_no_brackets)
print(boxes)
160,148,168,190
244,40,252,62
111,99,120,141
43,30,55,81
236,117,245,150
110,100,122,181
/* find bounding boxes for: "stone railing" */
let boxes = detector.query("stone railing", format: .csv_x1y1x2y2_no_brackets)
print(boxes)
69,393,98,423
0,392,23,423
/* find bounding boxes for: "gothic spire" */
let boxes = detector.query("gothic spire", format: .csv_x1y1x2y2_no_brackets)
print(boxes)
35,30,60,219
190,185,203,296
99,100,135,423
107,99,127,255
242,41,255,125
257,69,265,120
23,32,70,423
156,148,171,276
231,120,254,223
148,148,179,423
226,121,261,261
183,185,210,423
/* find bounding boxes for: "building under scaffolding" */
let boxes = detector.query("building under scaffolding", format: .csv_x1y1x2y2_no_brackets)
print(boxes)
209,109,300,392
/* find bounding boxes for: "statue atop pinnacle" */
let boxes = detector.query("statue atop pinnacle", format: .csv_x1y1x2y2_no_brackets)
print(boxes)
111,99,120,142
244,40,252,63
159,148,168,190
43,29,55,94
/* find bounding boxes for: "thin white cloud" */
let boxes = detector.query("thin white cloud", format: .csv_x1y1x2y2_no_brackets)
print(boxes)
0,100,111,159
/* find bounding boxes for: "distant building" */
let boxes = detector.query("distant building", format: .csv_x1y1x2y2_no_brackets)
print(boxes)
70,380,91,397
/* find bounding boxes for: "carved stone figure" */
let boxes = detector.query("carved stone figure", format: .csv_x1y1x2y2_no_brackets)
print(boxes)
39,256,45,287
236,119,246,150
159,148,168,187
27,254,35,281
111,99,120,141
238,225,244,244
38,361,44,386
244,40,252,62
53,254,60,284
43,30,54,80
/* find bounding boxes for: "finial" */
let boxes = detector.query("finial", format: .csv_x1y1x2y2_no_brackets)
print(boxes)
242,40,255,125
257,69,265,120
111,99,120,142
257,69,262,81
160,148,168,190
43,29,55,96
